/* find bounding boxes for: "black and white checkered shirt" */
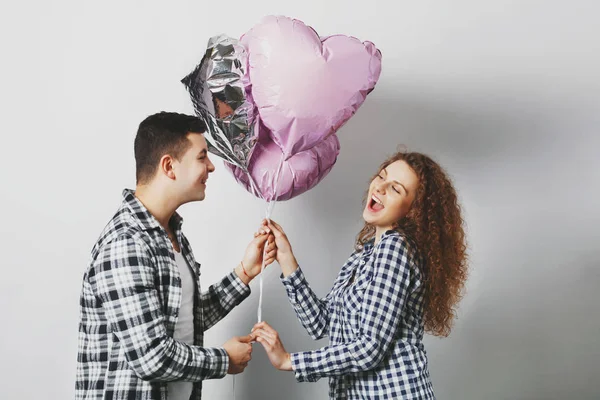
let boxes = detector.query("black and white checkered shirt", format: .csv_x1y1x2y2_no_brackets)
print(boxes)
282,230,435,399
76,189,250,399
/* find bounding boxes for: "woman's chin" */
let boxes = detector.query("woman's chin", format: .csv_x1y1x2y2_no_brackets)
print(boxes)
362,209,376,224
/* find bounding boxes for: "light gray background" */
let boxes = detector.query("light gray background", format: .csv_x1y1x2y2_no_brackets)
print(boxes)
1,1,599,399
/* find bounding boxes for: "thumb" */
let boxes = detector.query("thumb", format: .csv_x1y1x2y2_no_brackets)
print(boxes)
253,233,270,246
238,334,254,344
267,222,284,238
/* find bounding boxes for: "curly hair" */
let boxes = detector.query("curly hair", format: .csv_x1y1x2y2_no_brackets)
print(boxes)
356,151,468,337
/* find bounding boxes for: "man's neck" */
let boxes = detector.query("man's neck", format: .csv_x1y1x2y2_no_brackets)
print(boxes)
134,183,180,231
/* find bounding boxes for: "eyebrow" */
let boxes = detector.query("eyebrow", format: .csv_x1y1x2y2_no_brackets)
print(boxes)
383,168,409,194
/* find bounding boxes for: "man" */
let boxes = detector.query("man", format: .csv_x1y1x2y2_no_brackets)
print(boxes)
76,112,275,399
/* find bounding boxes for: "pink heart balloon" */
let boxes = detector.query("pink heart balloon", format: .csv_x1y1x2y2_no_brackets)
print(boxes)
226,121,340,202
241,16,382,159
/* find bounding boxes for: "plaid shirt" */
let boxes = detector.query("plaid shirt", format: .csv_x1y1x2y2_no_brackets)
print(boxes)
282,230,435,399
76,189,250,400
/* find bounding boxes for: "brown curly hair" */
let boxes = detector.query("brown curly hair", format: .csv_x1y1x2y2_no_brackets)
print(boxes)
356,151,468,337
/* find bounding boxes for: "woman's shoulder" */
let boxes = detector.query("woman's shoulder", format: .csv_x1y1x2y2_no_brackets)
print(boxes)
377,230,422,266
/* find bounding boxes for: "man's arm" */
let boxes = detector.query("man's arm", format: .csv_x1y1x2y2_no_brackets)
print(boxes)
92,235,229,381
200,268,251,331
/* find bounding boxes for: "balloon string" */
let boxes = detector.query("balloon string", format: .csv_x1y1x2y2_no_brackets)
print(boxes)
257,154,286,323
234,155,284,400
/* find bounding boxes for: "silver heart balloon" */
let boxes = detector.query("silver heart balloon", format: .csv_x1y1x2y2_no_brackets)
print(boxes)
181,35,258,170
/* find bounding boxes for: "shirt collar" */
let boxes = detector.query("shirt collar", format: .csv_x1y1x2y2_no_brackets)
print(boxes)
363,229,399,253
121,189,183,232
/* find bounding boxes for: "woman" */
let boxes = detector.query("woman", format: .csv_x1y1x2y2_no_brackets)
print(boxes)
251,151,468,399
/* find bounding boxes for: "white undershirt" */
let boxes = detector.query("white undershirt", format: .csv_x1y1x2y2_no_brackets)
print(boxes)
167,250,196,400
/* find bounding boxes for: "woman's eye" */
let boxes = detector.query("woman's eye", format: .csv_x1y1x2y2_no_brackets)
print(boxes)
377,174,383,179
393,186,401,194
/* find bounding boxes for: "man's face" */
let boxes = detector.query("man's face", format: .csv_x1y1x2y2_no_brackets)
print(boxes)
172,133,215,203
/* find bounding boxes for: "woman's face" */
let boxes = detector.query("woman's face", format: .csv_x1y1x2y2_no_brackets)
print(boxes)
362,160,419,229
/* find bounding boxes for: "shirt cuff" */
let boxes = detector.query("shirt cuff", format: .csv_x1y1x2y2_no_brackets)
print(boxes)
280,268,307,303
201,347,229,380
225,271,252,303
290,351,319,383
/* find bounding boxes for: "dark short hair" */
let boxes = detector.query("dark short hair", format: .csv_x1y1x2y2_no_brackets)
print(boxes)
134,112,206,184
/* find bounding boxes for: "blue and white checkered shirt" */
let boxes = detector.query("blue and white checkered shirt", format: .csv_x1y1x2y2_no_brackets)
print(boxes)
76,189,250,399
281,230,435,399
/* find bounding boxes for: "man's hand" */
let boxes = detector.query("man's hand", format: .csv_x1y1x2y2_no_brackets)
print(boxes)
240,231,277,279
223,335,253,374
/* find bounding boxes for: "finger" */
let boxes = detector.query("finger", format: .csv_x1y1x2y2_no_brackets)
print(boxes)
255,335,274,349
258,222,271,233
253,328,275,340
238,334,254,344
253,321,275,332
266,248,277,259
259,322,278,337
266,222,285,238
253,333,276,349
252,321,266,331
264,257,275,266
253,330,275,345
253,234,270,247
268,219,284,233
252,321,270,333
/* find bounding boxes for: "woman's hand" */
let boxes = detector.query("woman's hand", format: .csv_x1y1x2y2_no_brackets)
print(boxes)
251,321,292,371
256,219,298,277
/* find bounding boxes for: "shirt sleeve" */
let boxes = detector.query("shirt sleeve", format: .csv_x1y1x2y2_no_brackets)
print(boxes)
91,235,229,382
200,271,251,331
280,268,334,340
289,235,415,382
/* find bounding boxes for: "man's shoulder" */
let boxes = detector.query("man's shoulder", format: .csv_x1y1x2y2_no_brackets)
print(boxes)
90,204,150,260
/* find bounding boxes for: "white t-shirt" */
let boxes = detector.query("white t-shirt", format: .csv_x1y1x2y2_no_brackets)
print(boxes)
167,250,196,400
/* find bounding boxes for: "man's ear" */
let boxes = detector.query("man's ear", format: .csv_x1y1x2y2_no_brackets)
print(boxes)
159,154,176,180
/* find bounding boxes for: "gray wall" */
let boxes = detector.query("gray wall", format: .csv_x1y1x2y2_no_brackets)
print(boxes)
1,0,598,399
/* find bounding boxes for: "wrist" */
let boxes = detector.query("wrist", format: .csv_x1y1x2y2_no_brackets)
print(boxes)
279,255,299,277
282,353,293,371
235,263,252,285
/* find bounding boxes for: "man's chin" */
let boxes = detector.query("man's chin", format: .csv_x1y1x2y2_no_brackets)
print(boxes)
182,192,205,204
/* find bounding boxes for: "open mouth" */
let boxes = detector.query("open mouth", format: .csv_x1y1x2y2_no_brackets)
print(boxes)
368,194,384,212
